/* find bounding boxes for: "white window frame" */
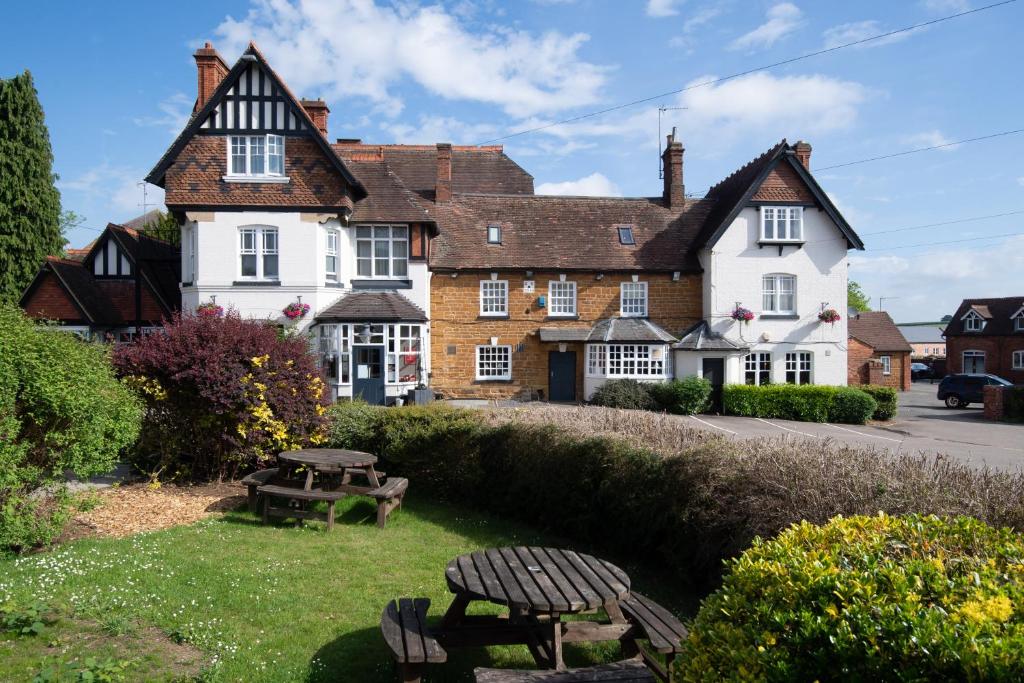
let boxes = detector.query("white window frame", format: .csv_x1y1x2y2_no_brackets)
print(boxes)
880,355,892,375
785,351,813,385
487,225,501,244
1013,313,1024,331
1013,350,1024,370
744,352,772,386
548,280,577,317
963,350,985,373
182,225,197,283
480,280,509,317
763,274,797,314
325,228,339,282
238,225,279,281
226,134,286,179
963,311,985,332
355,225,409,279
760,206,804,242
586,344,606,377
620,282,648,318
387,324,423,385
476,345,512,381
592,344,666,378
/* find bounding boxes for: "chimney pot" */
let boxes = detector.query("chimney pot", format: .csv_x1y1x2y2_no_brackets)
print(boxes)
794,140,812,170
436,143,453,203
662,128,685,208
193,43,228,113
301,98,330,137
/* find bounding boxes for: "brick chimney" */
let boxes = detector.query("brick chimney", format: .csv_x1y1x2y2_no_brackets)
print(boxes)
662,127,685,208
193,42,229,113
794,140,812,170
301,99,330,136
436,143,452,203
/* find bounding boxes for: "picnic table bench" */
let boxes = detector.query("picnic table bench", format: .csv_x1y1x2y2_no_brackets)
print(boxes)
381,547,686,682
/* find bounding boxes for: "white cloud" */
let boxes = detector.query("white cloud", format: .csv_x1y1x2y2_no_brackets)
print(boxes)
59,164,166,219
850,235,1024,322
211,0,609,118
921,0,971,13
536,172,622,196
669,7,723,51
901,129,959,151
133,92,192,134
379,115,500,145
729,3,803,51
821,20,918,49
646,0,681,17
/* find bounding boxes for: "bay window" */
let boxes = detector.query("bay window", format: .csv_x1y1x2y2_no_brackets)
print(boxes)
785,351,812,385
761,206,803,241
356,225,408,278
228,134,285,177
325,228,339,282
763,274,796,314
587,344,666,378
548,280,577,317
744,352,771,385
387,324,422,384
239,226,278,280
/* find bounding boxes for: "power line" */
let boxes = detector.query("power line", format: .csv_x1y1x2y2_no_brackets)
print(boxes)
474,0,1018,145
863,230,1024,252
816,128,1024,171
860,209,1024,236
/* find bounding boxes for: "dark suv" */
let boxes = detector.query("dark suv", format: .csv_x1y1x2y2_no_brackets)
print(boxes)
937,373,1012,408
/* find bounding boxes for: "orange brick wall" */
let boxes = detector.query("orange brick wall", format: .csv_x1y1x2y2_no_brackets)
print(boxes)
848,338,911,390
429,271,703,399
22,272,85,322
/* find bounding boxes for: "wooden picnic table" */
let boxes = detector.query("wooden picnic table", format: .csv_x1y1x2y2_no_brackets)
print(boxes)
439,547,633,670
277,448,381,491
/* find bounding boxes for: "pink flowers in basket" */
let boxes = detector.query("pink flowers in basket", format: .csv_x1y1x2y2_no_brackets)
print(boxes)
196,302,224,318
730,306,755,323
283,302,311,320
818,308,841,325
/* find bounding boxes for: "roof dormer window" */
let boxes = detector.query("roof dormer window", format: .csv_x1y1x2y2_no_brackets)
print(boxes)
225,134,287,181
618,226,635,245
963,310,985,332
1013,309,1024,331
760,206,803,242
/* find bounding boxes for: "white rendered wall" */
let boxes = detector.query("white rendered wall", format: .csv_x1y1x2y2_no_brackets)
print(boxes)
700,206,850,386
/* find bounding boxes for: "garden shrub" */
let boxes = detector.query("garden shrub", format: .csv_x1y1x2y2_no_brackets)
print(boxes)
723,384,875,424
0,305,141,552
859,384,899,420
826,387,877,425
678,514,1024,682
1005,386,1024,423
112,313,329,481
589,379,656,410
649,377,712,414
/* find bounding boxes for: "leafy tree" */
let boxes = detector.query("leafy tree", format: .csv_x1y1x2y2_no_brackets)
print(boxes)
847,280,871,312
138,210,180,245
0,71,63,303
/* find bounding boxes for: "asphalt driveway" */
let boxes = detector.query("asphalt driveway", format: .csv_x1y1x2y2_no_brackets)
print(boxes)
687,382,1023,472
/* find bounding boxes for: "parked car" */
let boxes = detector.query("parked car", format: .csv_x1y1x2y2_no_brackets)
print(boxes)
911,362,935,380
936,373,1012,408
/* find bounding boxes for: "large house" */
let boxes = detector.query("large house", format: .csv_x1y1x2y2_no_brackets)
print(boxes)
944,297,1024,384
848,312,913,391
140,42,863,404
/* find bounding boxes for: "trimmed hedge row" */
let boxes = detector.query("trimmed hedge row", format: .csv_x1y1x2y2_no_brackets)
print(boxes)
859,384,899,421
1005,386,1024,423
590,377,712,415
722,384,877,424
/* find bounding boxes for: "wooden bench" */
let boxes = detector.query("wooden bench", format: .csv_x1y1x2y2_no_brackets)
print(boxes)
368,477,408,528
619,593,688,682
239,468,280,513
380,598,446,683
474,660,654,682
257,483,346,531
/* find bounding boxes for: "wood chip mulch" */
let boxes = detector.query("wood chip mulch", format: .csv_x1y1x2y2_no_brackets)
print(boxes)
73,482,247,538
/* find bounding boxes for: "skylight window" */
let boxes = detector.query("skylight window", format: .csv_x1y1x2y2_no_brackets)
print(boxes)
618,226,635,245
487,225,501,244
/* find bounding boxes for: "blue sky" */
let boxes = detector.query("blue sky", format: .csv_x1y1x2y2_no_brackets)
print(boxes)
1,0,1021,323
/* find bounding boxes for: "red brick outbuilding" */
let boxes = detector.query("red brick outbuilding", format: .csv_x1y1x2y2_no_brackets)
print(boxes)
848,311,913,391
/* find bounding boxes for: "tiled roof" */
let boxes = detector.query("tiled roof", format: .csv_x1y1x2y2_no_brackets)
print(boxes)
673,320,748,351
944,297,1024,337
428,193,711,272
335,144,534,196
848,311,913,352
896,324,946,344
44,259,123,326
316,291,427,322
539,317,676,343
346,161,433,223
104,225,181,316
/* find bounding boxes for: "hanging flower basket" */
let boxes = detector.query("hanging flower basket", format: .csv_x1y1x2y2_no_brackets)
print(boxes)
196,302,224,318
730,306,755,324
818,308,841,325
283,302,311,320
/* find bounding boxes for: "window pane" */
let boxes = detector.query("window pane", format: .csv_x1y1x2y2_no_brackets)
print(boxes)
249,136,265,175
374,240,389,258
231,136,247,174
392,259,407,277
357,241,371,258
374,226,389,238
262,229,277,253
357,226,372,238
326,255,337,278
241,254,257,277
357,259,372,277
375,259,389,276
267,135,284,175
763,208,774,239
263,255,278,278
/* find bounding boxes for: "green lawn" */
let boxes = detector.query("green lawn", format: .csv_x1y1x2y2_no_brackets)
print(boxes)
0,494,693,682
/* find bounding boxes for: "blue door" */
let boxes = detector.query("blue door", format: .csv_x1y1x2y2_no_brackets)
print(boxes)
353,346,386,405
548,351,577,402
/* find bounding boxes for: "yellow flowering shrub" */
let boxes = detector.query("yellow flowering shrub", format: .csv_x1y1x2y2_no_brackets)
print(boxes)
678,514,1024,682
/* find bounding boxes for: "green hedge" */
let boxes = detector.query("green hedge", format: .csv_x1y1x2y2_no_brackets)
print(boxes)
648,377,712,415
859,384,899,420
678,514,1024,681
1005,386,1024,423
588,379,656,411
722,384,877,424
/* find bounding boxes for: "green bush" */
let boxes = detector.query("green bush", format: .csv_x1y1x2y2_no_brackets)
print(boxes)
723,384,876,424
678,514,1024,682
0,305,142,552
588,379,656,410
1005,386,1024,423
649,377,712,415
860,384,899,420
827,387,877,424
